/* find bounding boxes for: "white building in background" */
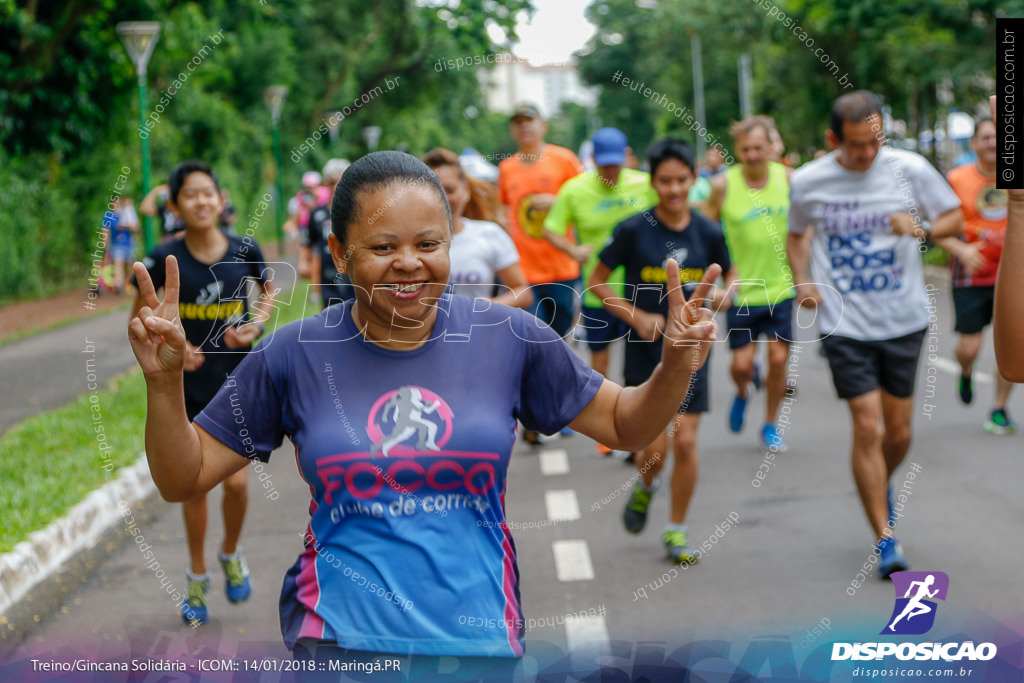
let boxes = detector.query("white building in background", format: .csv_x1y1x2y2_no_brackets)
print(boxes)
481,55,597,118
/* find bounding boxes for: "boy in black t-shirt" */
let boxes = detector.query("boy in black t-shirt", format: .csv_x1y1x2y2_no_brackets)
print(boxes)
588,138,735,564
132,161,277,625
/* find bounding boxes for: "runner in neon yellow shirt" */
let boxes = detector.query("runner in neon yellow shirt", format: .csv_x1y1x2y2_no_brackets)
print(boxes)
544,128,657,386
706,116,795,452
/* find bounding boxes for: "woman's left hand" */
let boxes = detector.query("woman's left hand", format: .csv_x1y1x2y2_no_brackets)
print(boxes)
661,260,721,371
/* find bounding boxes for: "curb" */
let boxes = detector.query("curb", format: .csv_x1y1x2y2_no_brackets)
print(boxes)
0,454,155,617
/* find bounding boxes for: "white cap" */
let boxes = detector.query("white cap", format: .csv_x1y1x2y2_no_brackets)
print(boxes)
323,158,351,181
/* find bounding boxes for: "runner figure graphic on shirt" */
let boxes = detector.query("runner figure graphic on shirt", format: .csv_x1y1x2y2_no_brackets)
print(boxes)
371,386,443,457
888,574,939,631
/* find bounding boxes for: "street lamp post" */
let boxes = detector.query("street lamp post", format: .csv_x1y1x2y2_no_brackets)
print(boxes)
116,21,161,253
326,111,343,153
264,86,288,256
690,30,707,163
362,126,382,153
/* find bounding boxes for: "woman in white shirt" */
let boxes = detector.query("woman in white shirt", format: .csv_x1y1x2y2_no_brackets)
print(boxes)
423,148,533,309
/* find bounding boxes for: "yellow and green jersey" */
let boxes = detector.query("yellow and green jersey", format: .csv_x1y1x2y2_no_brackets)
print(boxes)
720,162,794,307
545,168,658,308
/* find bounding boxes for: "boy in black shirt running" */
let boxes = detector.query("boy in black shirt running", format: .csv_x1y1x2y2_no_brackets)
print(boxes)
589,138,734,563
132,160,277,625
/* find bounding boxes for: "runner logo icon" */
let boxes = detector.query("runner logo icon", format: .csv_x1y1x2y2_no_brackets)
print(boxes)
367,386,454,458
882,571,949,635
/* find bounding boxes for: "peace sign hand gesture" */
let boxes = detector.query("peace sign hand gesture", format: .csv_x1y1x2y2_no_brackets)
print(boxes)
660,260,721,370
128,255,188,380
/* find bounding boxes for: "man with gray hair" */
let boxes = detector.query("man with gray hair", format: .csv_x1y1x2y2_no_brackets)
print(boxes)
787,91,963,579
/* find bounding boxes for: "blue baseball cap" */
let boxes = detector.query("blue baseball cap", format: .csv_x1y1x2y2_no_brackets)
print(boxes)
592,127,628,166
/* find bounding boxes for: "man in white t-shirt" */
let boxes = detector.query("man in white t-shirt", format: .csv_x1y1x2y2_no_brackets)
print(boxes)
787,91,963,579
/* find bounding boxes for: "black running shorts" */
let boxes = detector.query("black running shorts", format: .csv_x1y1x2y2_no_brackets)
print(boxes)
820,328,926,400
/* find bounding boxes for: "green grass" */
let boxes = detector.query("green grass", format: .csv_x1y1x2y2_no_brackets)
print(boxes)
0,371,148,552
0,284,314,553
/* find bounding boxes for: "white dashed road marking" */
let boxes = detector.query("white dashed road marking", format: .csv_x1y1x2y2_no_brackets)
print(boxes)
565,614,610,651
539,449,569,476
552,540,595,582
931,356,992,384
545,489,580,522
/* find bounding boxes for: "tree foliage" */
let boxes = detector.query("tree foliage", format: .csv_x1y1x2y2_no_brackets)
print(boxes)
0,0,534,300
577,0,1018,160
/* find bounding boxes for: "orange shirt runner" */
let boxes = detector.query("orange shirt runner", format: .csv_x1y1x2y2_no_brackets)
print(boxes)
498,145,583,284
947,162,1006,288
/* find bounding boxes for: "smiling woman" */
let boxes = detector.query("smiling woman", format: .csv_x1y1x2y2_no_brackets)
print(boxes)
325,154,453,349
127,150,722,680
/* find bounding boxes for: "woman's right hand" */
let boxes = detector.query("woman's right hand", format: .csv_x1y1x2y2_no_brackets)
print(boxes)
128,255,187,379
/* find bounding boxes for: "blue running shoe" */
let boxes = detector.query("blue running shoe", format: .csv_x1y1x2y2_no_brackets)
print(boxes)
220,550,252,604
729,395,748,433
760,423,789,452
887,484,896,529
877,537,910,579
181,573,209,625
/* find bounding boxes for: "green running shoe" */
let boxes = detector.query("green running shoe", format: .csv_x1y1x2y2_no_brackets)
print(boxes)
959,374,973,405
181,573,209,625
220,549,252,603
984,408,1016,435
663,530,700,564
623,481,656,534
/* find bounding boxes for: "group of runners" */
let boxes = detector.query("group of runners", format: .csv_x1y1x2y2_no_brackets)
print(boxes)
124,88,1016,677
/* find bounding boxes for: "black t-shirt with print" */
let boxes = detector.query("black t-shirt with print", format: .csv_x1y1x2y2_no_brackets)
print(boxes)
598,209,731,383
137,235,268,417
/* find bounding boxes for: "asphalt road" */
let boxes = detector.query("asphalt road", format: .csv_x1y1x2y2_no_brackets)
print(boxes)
2,274,1022,681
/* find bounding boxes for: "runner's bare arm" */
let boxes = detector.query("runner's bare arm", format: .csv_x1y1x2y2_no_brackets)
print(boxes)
570,261,719,450
139,184,167,216
128,255,249,501
786,228,812,284
543,227,591,264
705,174,727,222
995,192,1024,380
493,263,534,309
710,266,737,311
587,261,663,340
786,228,820,307
933,236,985,274
926,208,963,239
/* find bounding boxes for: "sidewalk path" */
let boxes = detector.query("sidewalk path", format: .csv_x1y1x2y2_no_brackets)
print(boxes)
0,248,298,435
0,311,136,435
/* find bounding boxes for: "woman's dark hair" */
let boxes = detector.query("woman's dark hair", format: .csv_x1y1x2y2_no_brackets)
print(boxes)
331,151,451,244
168,160,220,203
421,147,503,224
647,137,697,176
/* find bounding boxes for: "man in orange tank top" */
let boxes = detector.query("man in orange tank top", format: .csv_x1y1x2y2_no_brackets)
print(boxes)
936,116,1015,434
498,102,584,340
498,103,585,446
